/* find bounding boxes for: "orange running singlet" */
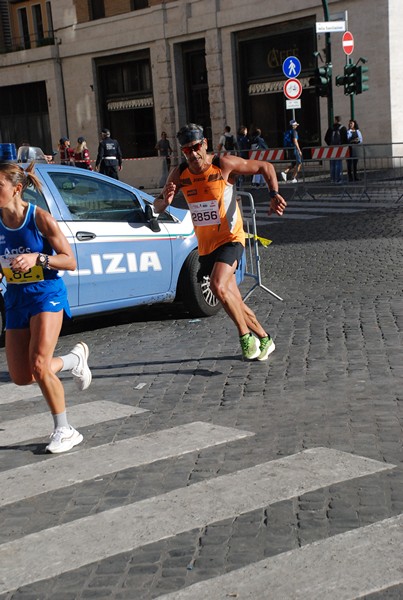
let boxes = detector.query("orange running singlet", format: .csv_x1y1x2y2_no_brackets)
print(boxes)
179,160,245,256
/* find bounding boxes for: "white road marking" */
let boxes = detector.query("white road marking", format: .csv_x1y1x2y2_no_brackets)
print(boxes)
0,382,42,405
0,447,394,594
0,400,147,445
0,422,253,506
158,514,403,600
241,200,390,224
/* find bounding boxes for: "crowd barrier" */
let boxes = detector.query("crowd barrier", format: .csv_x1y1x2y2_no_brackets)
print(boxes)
244,143,403,202
21,142,403,200
236,191,283,302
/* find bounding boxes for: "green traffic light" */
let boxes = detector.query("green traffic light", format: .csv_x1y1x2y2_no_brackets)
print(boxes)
309,64,332,97
356,65,369,94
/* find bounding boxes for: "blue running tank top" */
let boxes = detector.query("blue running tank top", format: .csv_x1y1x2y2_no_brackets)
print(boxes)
0,203,59,281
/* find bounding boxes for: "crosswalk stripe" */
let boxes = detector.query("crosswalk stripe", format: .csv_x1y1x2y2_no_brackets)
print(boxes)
0,382,42,405
158,514,403,600
0,422,253,507
241,200,391,224
0,447,394,594
0,400,147,446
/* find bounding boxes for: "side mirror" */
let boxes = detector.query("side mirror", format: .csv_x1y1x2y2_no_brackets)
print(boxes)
144,204,161,232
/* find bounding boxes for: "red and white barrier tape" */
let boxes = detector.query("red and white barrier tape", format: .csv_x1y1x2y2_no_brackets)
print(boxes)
248,149,285,161
311,146,350,160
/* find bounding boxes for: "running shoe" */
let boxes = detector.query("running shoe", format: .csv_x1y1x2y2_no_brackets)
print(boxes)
280,171,287,182
257,336,275,361
71,341,92,391
240,333,260,360
291,178,298,183
46,426,83,453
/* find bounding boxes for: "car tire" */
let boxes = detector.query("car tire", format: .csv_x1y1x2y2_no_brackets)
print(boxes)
178,249,221,317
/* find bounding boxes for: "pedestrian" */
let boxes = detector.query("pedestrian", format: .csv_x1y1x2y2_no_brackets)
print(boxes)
324,116,348,183
95,128,123,179
281,120,302,183
74,136,93,170
217,125,238,154
58,137,74,166
155,131,173,171
250,128,268,187
153,123,287,361
0,161,92,453
236,125,251,188
347,119,363,181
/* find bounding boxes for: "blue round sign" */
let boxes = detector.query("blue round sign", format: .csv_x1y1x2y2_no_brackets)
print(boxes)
282,56,301,79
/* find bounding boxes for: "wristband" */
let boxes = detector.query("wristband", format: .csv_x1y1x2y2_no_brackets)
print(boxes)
269,190,279,198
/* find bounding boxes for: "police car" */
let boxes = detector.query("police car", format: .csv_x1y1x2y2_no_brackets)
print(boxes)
0,163,245,337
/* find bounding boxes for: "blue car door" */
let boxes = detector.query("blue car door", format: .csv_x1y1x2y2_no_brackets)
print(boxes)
43,169,173,312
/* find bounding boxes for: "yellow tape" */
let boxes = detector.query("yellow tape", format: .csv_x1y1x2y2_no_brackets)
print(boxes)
245,233,272,247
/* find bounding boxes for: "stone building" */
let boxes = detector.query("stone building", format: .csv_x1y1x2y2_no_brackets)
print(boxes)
0,0,400,170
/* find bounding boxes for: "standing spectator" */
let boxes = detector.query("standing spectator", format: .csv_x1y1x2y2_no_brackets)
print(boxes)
347,119,363,181
74,137,93,170
250,128,268,187
281,120,302,183
217,125,238,154
324,116,348,183
236,125,251,188
95,128,123,180
237,125,251,159
58,137,74,166
155,131,173,171
0,162,92,453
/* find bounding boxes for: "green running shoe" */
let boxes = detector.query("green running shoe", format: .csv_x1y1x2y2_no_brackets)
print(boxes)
240,333,260,360
257,336,275,361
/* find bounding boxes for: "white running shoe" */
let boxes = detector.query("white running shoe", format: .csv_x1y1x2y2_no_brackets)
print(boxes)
291,178,298,183
46,426,83,453
71,342,92,391
280,171,287,182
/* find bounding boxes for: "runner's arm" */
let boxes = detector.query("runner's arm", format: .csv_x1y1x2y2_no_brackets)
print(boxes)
11,209,77,273
220,155,287,216
153,167,182,213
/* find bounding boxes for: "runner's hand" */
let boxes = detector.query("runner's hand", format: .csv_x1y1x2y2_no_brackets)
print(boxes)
269,194,287,216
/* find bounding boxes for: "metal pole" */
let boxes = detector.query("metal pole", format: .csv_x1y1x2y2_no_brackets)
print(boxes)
322,0,334,129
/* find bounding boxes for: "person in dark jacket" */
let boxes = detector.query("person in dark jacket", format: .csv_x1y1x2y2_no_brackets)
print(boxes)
95,128,123,179
324,116,348,183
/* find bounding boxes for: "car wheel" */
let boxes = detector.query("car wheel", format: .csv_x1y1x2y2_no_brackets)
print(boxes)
178,249,221,317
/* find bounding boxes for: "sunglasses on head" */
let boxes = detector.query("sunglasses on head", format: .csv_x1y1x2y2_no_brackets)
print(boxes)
181,141,203,155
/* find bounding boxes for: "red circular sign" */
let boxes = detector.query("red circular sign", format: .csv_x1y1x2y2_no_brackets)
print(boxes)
283,78,302,100
342,31,354,56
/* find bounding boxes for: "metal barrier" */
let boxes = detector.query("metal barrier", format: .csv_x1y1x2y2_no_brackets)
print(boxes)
236,191,283,302
243,143,403,203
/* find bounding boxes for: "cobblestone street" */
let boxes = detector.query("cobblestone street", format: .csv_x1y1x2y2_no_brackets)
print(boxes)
0,193,402,599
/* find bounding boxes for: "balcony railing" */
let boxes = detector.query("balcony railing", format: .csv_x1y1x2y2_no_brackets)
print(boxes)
0,31,55,53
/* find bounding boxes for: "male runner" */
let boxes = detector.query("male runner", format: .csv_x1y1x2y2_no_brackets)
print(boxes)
153,123,286,360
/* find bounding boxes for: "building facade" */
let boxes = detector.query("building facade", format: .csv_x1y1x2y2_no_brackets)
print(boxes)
0,0,401,161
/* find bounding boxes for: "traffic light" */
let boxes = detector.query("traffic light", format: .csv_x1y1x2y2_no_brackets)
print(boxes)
356,65,369,94
309,64,332,97
343,63,357,95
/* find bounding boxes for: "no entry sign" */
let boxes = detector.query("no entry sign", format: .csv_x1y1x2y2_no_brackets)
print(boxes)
342,31,354,55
